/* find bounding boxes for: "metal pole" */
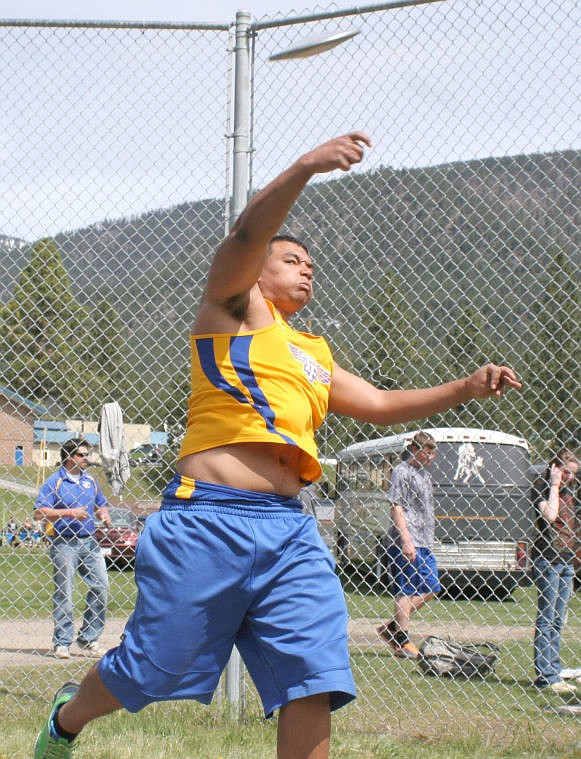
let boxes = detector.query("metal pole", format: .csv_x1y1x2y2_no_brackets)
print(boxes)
224,8,252,714
252,0,447,30
229,9,252,227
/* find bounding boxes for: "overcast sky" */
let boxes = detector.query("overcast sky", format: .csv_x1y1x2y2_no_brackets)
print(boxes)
1,0,305,24
1,0,577,241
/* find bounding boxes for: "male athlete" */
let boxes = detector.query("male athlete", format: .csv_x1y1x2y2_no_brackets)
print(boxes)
35,132,521,759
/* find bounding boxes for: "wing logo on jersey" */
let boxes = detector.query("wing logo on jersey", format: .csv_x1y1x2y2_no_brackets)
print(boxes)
287,342,331,385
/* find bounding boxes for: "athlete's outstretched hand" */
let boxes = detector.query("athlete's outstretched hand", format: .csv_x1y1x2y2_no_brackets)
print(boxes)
299,132,371,176
465,364,522,399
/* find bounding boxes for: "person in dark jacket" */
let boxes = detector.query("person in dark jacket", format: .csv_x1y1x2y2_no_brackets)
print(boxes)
531,447,579,693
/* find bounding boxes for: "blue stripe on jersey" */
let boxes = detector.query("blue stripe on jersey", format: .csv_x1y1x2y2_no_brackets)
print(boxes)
229,335,295,446
196,336,295,447
196,338,248,405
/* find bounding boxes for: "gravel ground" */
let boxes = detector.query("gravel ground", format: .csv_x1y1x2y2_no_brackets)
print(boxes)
0,616,535,668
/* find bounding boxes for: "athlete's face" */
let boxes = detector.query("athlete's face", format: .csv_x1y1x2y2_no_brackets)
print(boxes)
258,241,314,318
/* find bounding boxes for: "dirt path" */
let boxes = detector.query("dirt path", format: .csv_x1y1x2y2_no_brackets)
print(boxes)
348,617,535,648
0,616,537,668
0,617,128,667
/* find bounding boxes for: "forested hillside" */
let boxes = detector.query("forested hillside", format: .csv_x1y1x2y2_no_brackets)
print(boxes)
1,149,578,453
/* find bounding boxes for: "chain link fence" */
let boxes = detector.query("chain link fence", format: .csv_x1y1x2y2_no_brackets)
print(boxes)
0,0,579,751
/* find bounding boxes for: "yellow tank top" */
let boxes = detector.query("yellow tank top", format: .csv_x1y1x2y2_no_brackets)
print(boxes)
178,301,333,483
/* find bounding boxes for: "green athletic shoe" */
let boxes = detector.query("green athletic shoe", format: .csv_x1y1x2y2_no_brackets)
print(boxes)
34,681,79,758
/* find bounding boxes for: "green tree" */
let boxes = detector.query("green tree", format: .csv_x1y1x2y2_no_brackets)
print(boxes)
525,248,580,452
342,269,425,444
437,304,520,431
83,297,133,413
0,238,91,414
445,305,492,376
357,269,423,390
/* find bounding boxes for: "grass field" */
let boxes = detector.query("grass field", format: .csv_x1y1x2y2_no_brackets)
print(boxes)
1,547,580,757
0,546,138,617
0,489,36,530
4,544,580,618
1,481,580,758
2,659,581,759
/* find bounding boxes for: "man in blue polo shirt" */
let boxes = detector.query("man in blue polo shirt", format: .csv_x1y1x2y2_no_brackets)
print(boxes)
35,437,111,659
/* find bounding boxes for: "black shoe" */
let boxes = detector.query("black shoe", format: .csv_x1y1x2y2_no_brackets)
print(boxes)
377,622,398,651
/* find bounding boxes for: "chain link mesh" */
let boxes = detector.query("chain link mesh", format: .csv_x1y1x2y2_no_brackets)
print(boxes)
0,0,579,750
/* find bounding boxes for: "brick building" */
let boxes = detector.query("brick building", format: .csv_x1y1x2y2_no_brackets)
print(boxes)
0,386,48,467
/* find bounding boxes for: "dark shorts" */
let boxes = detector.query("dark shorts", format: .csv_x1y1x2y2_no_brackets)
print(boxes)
388,544,441,597
99,476,356,716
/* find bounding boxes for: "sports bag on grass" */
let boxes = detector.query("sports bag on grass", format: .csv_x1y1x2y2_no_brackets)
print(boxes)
418,636,499,678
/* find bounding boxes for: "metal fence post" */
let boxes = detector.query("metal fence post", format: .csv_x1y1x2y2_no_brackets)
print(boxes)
229,9,252,227
224,8,252,716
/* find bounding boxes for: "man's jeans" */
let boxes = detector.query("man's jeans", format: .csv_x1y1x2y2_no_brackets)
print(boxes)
532,558,574,686
49,535,109,647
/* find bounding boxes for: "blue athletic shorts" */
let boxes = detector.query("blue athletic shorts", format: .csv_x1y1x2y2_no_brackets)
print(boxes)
388,544,441,597
99,475,356,716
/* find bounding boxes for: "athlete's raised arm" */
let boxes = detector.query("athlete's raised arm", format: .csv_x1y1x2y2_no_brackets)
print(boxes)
198,133,371,322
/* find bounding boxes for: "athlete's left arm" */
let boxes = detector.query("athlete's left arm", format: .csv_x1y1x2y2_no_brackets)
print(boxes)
328,362,522,425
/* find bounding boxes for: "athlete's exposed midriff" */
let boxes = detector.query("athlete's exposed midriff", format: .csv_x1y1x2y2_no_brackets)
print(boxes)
176,442,305,497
